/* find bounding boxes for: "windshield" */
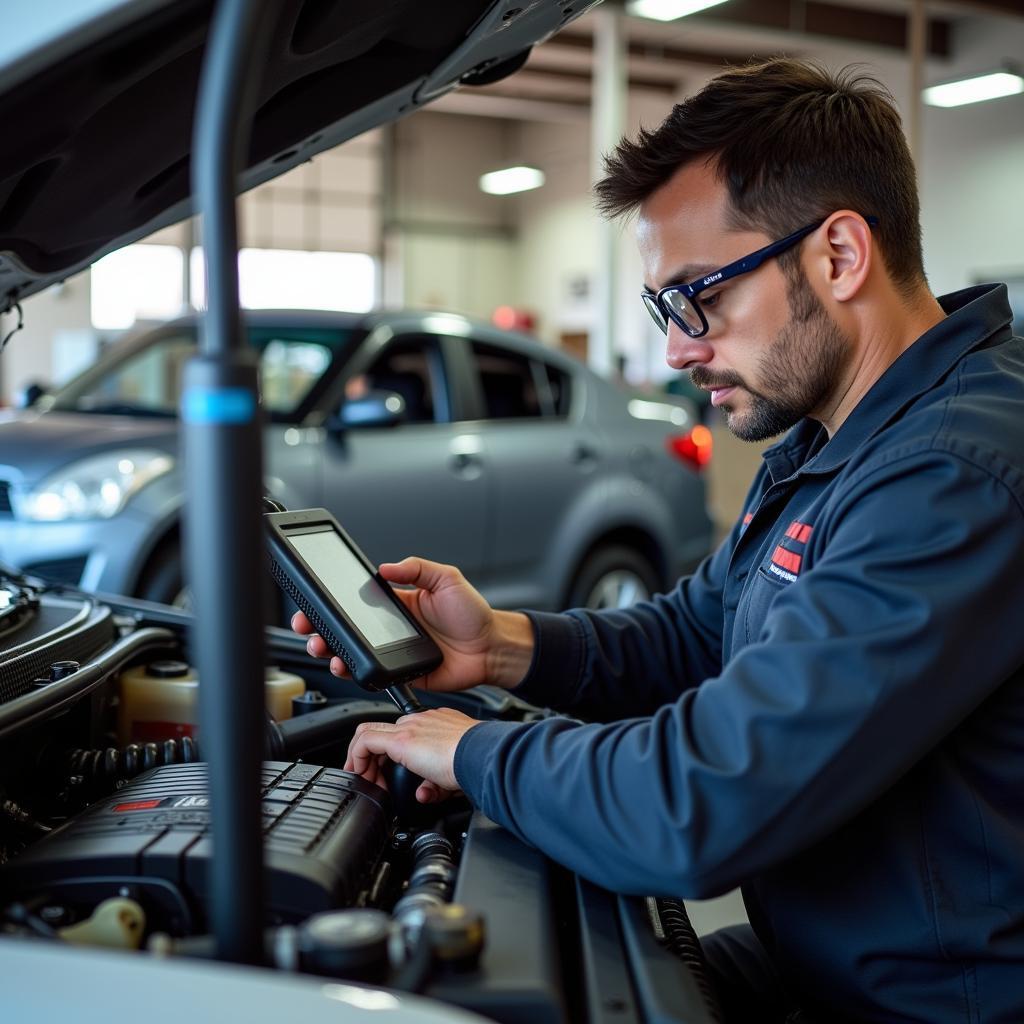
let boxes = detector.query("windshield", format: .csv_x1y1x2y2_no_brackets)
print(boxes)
53,324,360,419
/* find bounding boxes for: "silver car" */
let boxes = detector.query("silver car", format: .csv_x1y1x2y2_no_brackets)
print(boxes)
0,308,713,611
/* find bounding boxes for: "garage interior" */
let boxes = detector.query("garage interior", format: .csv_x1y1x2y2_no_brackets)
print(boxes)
3,1,1021,534
0,0,1022,1018
4,0,1024,929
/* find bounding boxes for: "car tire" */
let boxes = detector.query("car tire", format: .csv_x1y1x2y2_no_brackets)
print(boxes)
566,545,662,610
136,543,190,608
138,541,290,621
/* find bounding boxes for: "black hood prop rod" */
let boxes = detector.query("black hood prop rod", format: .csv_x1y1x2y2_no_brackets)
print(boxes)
183,0,277,965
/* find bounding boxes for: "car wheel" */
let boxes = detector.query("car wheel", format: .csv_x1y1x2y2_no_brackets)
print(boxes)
136,543,191,609
566,545,662,610
138,542,289,620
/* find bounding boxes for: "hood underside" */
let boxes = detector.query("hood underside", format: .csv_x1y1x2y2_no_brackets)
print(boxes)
0,0,599,308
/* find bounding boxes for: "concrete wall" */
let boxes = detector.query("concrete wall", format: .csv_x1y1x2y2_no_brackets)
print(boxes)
0,276,93,403
919,15,1024,297
515,116,595,343
239,129,382,255
387,111,520,318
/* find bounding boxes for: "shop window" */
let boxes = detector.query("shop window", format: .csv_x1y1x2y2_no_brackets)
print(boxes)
90,244,184,330
190,248,375,313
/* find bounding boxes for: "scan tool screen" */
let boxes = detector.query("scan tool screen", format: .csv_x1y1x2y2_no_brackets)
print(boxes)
287,530,418,648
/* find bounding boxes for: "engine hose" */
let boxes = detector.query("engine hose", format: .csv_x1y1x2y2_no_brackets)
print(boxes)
651,897,724,1023
1,799,52,836
67,737,200,799
388,924,434,994
391,832,457,938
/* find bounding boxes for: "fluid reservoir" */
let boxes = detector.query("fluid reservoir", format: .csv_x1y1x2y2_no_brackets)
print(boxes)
117,660,305,743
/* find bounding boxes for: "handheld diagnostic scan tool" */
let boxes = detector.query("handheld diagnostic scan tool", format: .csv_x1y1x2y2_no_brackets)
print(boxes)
264,506,441,713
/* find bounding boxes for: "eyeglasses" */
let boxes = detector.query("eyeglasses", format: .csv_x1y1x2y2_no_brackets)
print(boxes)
641,216,878,338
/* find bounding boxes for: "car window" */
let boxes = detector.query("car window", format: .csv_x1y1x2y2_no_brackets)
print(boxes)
64,334,195,416
543,361,572,418
259,338,333,413
356,337,443,424
468,341,549,420
54,325,354,419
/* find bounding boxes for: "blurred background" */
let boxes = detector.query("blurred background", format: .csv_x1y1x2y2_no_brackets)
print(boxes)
4,0,1019,937
1,0,1022,538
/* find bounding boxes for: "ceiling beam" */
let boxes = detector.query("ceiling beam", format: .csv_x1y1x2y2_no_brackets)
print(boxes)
510,64,679,93
432,91,590,123
938,0,1024,15
464,85,591,107
588,0,951,57
550,30,787,68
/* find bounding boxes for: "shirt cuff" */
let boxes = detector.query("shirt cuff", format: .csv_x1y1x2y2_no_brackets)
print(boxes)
453,719,525,804
506,610,587,709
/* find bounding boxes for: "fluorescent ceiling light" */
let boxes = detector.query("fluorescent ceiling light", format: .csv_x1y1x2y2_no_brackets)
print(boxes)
479,165,545,195
923,71,1023,108
626,0,730,21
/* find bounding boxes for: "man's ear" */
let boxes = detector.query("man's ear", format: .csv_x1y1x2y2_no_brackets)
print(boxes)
818,211,873,303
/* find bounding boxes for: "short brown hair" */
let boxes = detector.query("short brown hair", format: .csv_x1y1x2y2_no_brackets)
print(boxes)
594,59,925,293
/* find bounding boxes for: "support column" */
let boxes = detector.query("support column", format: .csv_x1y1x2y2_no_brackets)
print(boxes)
379,123,400,308
181,216,196,312
589,5,627,378
907,0,927,169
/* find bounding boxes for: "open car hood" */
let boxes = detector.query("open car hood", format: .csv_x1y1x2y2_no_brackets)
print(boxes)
0,0,600,310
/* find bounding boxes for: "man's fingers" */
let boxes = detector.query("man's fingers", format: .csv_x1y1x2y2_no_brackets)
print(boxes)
415,780,458,804
360,753,389,790
379,557,456,592
304,634,328,658
328,655,351,678
297,627,336,664
293,617,351,677
347,721,401,777
344,709,474,793
416,781,441,803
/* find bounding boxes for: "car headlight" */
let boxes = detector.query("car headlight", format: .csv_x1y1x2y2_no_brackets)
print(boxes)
18,450,175,522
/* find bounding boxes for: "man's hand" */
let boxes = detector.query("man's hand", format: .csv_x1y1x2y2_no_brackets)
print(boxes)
292,556,534,691
345,707,480,804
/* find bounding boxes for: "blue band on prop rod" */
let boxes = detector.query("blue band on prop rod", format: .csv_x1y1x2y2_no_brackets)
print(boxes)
182,387,256,424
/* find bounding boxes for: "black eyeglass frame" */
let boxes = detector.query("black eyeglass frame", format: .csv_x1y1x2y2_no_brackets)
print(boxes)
641,215,879,338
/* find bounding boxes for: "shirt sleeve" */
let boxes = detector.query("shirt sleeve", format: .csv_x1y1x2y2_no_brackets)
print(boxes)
454,445,1024,898
507,498,750,722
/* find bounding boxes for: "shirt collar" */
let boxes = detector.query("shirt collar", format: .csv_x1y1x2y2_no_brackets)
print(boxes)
760,283,1014,482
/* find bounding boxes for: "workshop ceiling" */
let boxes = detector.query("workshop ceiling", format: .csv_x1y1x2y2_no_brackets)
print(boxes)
434,0,1024,120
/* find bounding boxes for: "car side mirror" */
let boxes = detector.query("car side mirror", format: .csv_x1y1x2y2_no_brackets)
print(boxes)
334,389,406,430
17,381,48,408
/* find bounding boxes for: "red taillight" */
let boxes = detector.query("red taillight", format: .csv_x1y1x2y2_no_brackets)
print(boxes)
667,424,713,472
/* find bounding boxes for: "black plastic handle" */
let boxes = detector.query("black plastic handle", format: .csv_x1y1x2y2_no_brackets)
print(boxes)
385,682,424,715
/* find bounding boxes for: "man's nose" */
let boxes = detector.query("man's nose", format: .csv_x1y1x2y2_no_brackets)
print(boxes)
666,321,714,370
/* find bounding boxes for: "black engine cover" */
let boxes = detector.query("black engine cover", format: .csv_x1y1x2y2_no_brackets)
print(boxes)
1,760,390,934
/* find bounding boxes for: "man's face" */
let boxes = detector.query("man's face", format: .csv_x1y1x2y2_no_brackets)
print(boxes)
637,160,851,442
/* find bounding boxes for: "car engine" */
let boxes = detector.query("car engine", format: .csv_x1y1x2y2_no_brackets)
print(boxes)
0,579,718,1022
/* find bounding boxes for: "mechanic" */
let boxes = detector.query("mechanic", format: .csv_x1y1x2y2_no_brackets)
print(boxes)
295,59,1024,1023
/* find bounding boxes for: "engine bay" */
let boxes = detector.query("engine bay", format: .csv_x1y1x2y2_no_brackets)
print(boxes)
0,580,716,1022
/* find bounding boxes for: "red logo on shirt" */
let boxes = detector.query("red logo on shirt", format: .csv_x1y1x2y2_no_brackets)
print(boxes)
768,520,813,583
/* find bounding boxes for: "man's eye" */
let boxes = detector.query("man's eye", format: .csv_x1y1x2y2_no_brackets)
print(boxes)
703,291,722,309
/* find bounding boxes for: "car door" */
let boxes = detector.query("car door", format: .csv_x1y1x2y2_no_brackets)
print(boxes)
461,340,599,609
259,328,348,515
318,332,487,581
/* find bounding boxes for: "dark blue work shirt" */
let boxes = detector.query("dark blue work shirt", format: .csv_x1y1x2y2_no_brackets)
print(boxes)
455,284,1024,1023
